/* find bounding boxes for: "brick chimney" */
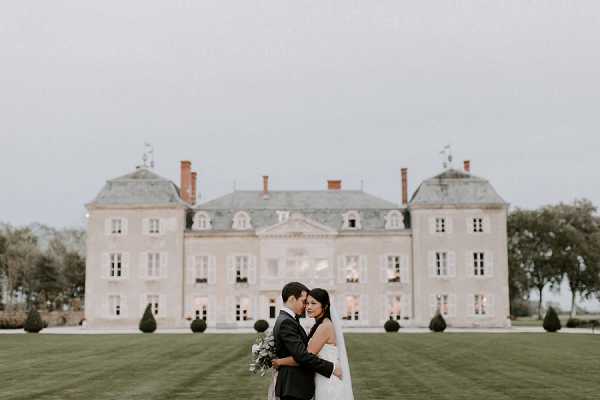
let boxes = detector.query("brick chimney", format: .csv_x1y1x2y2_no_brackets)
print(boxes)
262,175,270,199
401,168,408,206
191,171,197,205
464,160,471,173
327,180,342,190
180,160,192,204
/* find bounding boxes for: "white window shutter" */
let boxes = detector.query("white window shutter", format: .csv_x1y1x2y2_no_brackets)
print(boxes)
400,255,409,284
248,256,257,285
448,251,456,277
138,252,147,279
121,218,128,236
360,295,368,322
428,251,434,278
140,294,147,316
337,256,345,284
226,256,235,284
381,294,388,322
401,295,410,319
122,253,130,279
379,255,387,283
359,255,368,284
465,250,473,277
430,294,438,317
484,216,491,233
487,251,494,277
186,256,194,284
446,217,453,234
429,217,435,234
159,294,167,318
208,256,217,285
467,294,474,317
487,294,494,316
120,295,128,318
141,218,149,235
209,296,216,323
104,219,111,236
161,253,168,279
101,253,110,279
448,294,456,317
102,296,109,318
225,296,234,323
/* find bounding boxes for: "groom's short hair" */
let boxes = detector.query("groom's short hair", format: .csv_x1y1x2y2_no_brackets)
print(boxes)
282,282,309,303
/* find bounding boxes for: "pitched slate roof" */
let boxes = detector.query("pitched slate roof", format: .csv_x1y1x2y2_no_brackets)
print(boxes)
89,167,186,206
409,169,506,207
195,191,404,231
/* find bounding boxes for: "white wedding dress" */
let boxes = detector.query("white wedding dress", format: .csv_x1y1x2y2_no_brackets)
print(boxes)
315,343,345,399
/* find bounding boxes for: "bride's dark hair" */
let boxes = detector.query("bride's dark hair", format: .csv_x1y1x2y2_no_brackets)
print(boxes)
307,288,332,340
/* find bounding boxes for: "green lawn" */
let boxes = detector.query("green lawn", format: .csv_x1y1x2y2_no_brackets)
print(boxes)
1,333,599,400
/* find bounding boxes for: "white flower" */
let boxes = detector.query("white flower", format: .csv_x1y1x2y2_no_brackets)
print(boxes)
252,344,260,354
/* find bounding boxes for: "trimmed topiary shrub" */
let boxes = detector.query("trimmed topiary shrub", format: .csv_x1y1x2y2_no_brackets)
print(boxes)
429,311,447,333
139,303,157,333
566,318,582,328
384,319,400,332
191,318,207,333
543,306,561,332
254,319,269,333
24,308,44,333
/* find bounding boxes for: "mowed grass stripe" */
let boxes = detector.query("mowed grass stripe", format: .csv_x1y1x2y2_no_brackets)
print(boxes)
1,333,599,400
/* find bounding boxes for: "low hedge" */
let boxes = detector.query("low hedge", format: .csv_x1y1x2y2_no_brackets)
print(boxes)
384,319,401,332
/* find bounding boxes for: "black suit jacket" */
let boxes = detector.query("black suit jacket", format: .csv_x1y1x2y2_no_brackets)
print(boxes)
273,310,334,400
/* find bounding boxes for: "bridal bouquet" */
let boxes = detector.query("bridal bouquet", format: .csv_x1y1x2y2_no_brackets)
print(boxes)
249,332,276,376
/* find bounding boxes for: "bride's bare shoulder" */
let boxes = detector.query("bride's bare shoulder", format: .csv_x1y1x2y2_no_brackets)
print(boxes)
317,318,335,342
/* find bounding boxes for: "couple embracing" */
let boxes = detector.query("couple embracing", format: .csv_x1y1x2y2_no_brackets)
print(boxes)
269,282,354,400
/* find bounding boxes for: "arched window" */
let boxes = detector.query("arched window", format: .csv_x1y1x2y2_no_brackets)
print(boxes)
385,210,405,230
233,211,252,230
342,210,361,230
193,212,212,231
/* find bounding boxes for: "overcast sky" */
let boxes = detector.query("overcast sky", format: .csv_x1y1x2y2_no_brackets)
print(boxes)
1,1,599,229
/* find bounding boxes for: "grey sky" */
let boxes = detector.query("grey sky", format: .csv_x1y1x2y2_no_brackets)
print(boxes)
1,1,599,229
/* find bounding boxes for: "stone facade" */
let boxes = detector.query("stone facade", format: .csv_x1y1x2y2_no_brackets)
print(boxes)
84,162,510,329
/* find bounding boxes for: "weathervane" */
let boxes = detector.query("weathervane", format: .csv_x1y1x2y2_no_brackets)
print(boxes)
439,144,453,170
142,142,155,169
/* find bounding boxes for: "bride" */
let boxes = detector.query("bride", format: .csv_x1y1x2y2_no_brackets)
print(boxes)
272,288,354,400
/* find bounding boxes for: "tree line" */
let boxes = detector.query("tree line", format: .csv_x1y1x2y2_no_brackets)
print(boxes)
1,199,599,317
0,223,85,312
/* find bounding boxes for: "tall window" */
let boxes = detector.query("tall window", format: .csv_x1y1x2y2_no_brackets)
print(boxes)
473,252,485,276
195,256,209,284
472,218,484,233
147,253,160,278
147,295,160,316
111,218,123,235
474,294,487,315
235,256,249,283
110,253,122,277
387,256,402,282
149,218,161,234
194,297,208,321
236,296,252,321
343,295,360,321
388,295,402,320
435,217,447,233
436,294,449,316
435,252,448,276
109,295,121,317
269,298,277,319
344,256,360,283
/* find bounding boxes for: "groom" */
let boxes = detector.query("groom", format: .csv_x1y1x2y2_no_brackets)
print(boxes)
273,282,342,400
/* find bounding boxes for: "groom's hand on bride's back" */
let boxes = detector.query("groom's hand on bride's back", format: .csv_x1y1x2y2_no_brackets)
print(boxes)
333,366,342,379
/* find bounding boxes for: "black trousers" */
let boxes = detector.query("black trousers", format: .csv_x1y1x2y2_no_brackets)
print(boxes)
280,397,306,400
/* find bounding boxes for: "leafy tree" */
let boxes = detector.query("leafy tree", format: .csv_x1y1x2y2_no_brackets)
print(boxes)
62,251,86,299
508,209,562,319
34,253,62,310
2,227,39,310
545,200,600,317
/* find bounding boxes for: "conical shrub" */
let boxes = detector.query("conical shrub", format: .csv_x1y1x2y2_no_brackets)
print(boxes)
191,318,207,333
543,306,561,332
429,311,447,332
24,308,44,333
139,303,157,333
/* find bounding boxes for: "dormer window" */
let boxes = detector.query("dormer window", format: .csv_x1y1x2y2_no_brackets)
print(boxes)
277,211,290,223
342,211,361,230
385,210,405,230
193,212,212,231
233,211,252,230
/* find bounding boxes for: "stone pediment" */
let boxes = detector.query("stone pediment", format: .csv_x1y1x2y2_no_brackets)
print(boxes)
257,213,338,238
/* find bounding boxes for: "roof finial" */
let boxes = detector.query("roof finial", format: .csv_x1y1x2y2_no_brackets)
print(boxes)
439,144,453,170
142,142,155,169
